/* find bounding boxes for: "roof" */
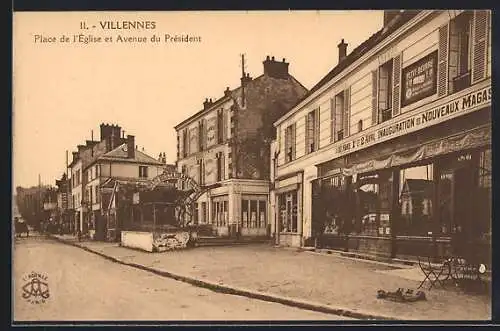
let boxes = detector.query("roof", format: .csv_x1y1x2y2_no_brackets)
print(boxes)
275,10,422,126
174,71,308,131
98,143,163,166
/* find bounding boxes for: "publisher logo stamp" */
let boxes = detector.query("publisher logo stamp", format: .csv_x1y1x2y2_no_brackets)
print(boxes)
21,272,50,304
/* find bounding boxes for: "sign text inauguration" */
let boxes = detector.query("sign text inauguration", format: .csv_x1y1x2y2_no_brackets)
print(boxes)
335,85,491,156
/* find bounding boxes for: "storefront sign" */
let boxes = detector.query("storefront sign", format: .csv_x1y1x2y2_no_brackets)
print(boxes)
148,170,201,192
401,51,437,106
335,85,491,158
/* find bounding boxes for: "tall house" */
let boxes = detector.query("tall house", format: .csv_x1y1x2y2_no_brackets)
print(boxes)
69,124,166,241
272,9,491,261
175,56,308,237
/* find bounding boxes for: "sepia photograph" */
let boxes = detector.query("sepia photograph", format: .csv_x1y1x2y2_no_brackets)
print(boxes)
12,9,492,324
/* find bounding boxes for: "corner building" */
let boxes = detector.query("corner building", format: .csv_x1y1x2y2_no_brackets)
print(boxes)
272,10,491,262
175,56,307,237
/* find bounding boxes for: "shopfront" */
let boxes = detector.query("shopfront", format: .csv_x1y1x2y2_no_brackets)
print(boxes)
315,105,491,263
275,172,303,247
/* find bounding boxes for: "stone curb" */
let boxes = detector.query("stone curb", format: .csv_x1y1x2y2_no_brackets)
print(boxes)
48,234,397,321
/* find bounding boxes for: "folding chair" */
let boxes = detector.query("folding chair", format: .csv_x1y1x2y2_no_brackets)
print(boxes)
417,256,451,290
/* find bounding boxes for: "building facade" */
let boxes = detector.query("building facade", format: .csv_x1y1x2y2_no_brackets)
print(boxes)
272,10,491,262
175,56,308,237
69,150,83,233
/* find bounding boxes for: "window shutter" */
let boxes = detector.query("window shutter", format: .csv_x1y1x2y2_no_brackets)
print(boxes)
304,114,309,153
472,10,489,84
223,110,229,142
371,70,378,125
437,23,449,97
315,108,320,150
221,153,225,180
292,123,296,160
392,54,402,116
343,87,350,137
330,98,336,143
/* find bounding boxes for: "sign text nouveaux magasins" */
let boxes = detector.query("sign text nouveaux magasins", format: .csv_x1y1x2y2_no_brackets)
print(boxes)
335,85,491,155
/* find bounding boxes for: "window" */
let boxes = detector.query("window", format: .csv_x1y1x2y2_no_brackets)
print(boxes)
89,187,93,205
201,202,208,224
353,171,393,236
181,165,187,190
378,59,393,123
449,12,473,93
241,198,267,228
212,198,228,226
217,109,224,144
398,164,435,236
95,186,100,204
182,128,188,157
305,108,319,153
139,166,148,178
278,191,298,233
358,120,363,133
198,120,205,151
95,165,100,178
216,152,225,181
284,124,296,163
198,159,205,185
332,92,345,142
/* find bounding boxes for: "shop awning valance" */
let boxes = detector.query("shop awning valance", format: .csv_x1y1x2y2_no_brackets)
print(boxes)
342,124,490,176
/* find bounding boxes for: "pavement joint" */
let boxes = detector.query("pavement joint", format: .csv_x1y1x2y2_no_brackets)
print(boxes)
47,234,396,321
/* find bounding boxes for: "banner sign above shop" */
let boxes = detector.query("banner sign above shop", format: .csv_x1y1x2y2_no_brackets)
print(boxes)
401,51,438,106
335,84,491,159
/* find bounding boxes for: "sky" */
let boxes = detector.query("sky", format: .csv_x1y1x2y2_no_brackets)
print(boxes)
13,10,384,190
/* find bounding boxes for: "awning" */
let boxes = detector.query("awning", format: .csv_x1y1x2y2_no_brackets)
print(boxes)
342,124,490,176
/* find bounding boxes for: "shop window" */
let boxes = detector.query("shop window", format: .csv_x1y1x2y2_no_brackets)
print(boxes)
212,199,228,227
398,164,435,236
258,201,267,228
242,198,267,228
284,124,296,163
279,191,298,233
378,59,393,123
242,199,249,227
477,149,491,237
449,12,473,93
353,172,392,236
139,166,148,178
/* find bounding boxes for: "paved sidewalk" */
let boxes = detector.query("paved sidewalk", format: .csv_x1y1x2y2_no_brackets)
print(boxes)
50,235,491,321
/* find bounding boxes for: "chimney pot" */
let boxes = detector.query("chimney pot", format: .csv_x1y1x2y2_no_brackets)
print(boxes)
266,55,270,60
271,56,275,61
282,58,285,62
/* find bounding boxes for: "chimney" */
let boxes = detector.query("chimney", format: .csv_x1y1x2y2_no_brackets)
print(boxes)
263,55,289,79
338,39,348,63
162,152,167,164
224,87,231,97
127,135,135,159
203,98,213,110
